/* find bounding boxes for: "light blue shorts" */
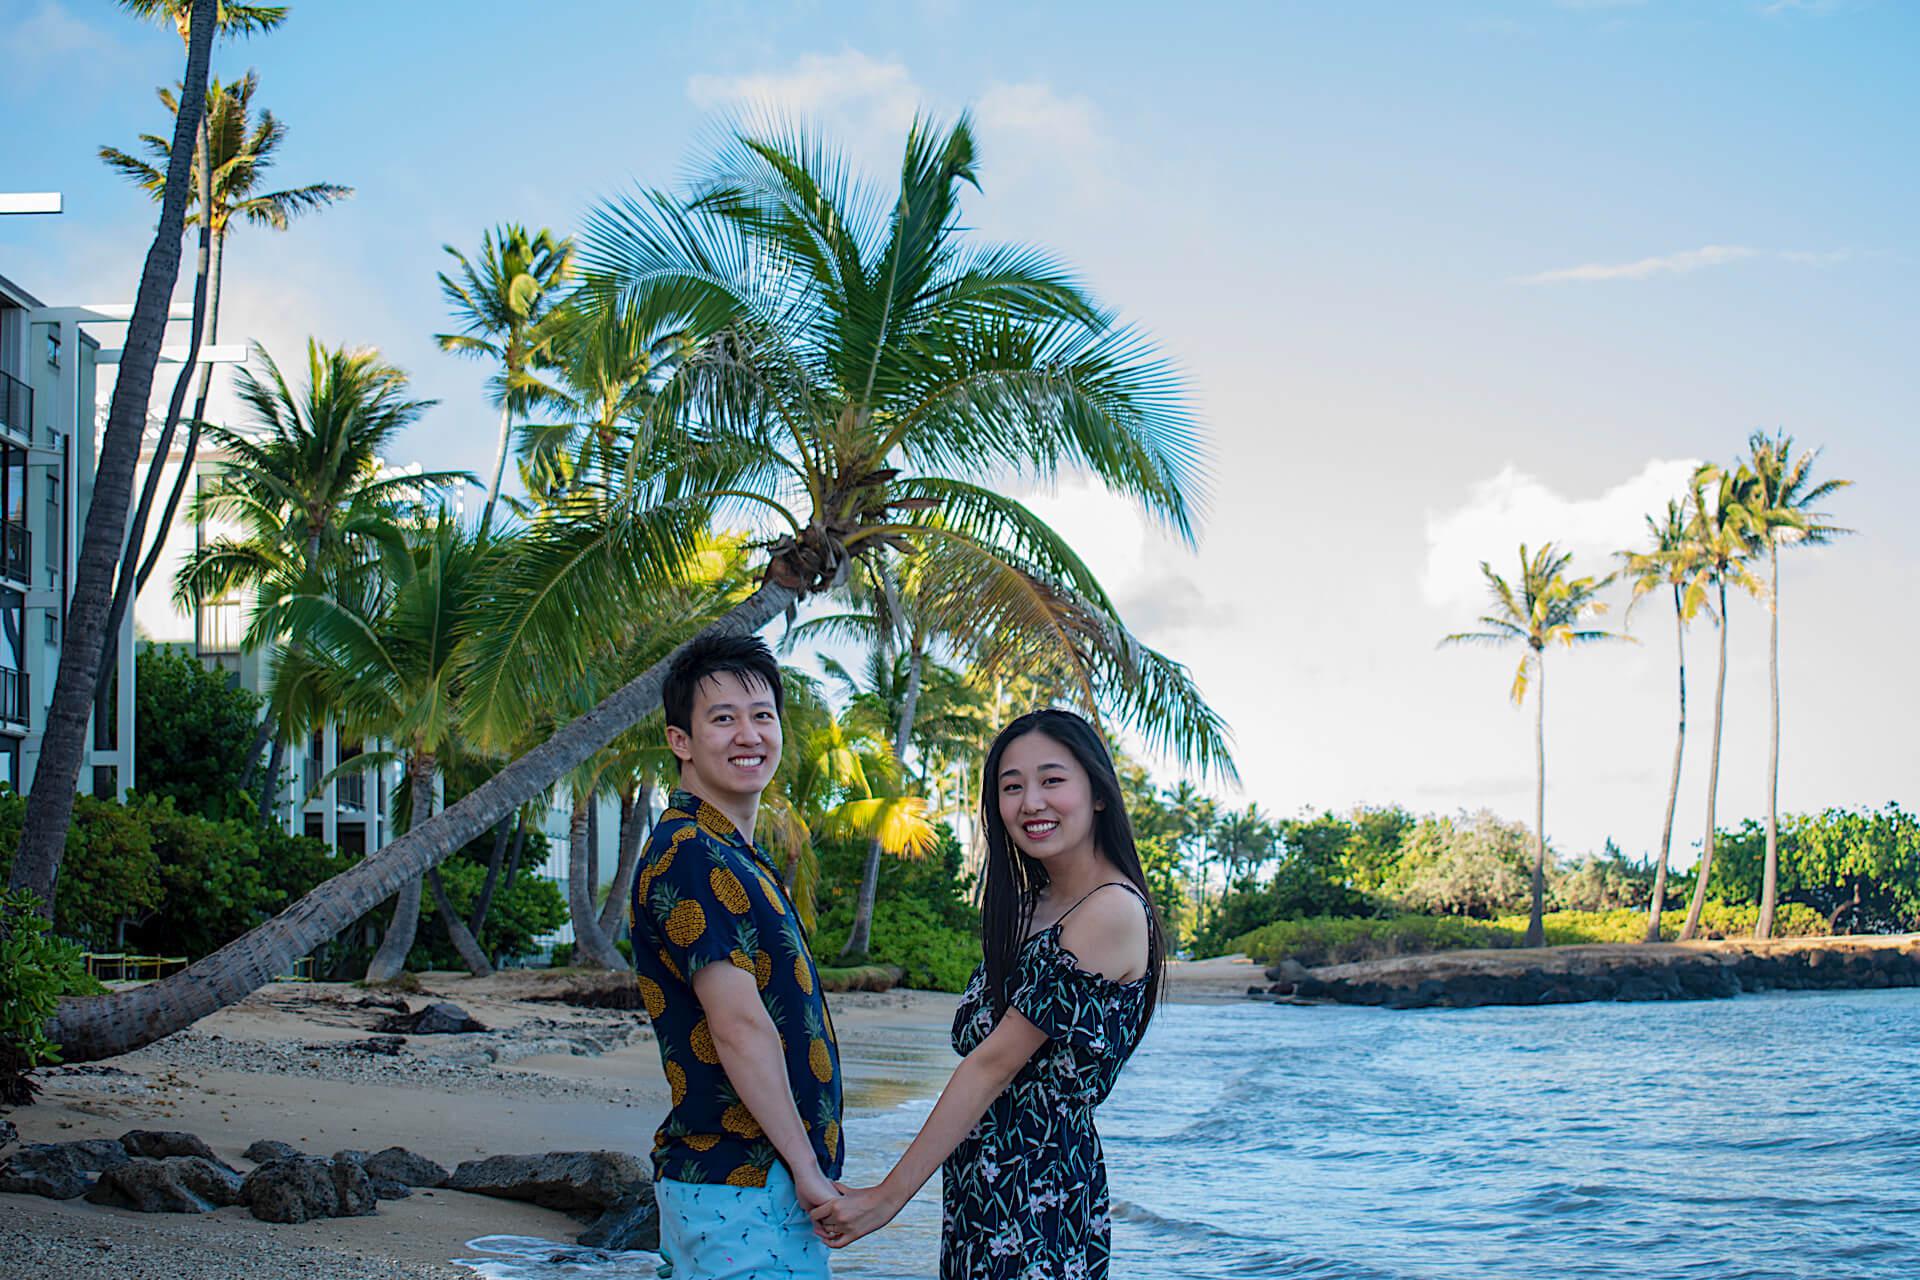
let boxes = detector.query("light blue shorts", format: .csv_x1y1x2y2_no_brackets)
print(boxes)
655,1161,830,1280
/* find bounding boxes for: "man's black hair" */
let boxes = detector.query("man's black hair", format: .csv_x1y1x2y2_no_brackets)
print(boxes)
662,633,785,733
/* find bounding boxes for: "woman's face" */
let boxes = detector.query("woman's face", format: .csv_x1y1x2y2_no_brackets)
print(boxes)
995,729,1102,863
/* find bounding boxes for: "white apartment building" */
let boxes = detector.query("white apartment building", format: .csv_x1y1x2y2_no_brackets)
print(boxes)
0,269,137,798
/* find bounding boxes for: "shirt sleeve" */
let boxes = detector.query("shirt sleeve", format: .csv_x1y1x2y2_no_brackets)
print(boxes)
638,822,737,979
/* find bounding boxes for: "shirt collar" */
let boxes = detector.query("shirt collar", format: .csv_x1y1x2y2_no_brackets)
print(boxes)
668,788,750,851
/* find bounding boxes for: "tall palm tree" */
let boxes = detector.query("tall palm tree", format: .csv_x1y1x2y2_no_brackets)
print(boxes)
1742,431,1851,939
1673,466,1767,941
1443,544,1620,946
98,70,353,632
48,114,1222,1061
1620,502,1712,942
176,341,465,819
10,0,216,910
119,0,285,43
275,517,493,978
436,225,575,536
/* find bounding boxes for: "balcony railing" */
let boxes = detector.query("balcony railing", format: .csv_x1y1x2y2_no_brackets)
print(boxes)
2,521,28,584
0,666,29,726
0,371,29,439
338,771,367,810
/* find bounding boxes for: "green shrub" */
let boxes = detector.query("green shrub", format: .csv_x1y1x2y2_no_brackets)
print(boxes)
1229,914,1520,967
813,896,977,992
413,856,568,969
809,824,978,992
0,889,94,1102
1488,903,1828,944
134,646,261,821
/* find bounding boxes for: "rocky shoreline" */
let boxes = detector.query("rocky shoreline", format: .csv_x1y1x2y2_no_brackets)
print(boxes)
1256,935,1920,1010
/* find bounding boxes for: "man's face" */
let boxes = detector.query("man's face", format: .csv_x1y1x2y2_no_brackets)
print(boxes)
667,671,783,804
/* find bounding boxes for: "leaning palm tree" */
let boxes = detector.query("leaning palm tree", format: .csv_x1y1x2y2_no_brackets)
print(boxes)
1443,544,1621,946
9,0,217,910
1742,431,1851,939
98,70,353,623
1674,465,1767,941
48,114,1224,1062
436,225,575,535
1620,502,1712,942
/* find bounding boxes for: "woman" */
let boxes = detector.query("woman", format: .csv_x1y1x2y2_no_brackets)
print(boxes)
811,708,1165,1279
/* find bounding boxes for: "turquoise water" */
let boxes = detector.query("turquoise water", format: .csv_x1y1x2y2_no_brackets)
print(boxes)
459,989,1920,1278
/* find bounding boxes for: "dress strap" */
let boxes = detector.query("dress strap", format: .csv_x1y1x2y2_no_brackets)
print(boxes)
1053,881,1148,929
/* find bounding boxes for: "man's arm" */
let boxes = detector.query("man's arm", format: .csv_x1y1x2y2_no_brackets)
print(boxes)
690,961,839,1210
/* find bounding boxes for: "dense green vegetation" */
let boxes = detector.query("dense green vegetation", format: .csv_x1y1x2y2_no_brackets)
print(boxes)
811,826,978,993
1196,801,1904,967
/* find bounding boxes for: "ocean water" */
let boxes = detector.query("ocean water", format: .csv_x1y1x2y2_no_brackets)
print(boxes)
458,989,1920,1279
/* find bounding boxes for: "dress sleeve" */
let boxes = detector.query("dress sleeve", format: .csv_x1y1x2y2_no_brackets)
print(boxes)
638,823,737,979
1006,935,1128,1055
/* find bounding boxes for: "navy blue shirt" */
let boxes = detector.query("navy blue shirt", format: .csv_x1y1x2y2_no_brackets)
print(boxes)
630,789,844,1185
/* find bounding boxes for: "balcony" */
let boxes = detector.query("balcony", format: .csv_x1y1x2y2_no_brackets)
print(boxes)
2,521,28,584
0,666,29,727
0,370,29,439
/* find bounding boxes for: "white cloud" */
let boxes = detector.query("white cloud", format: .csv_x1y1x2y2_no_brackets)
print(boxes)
686,51,924,178
1519,244,1759,284
1421,458,1701,608
2,1,131,84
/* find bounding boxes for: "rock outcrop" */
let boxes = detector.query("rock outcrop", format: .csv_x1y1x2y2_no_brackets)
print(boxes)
447,1150,651,1216
240,1155,378,1223
85,1156,244,1213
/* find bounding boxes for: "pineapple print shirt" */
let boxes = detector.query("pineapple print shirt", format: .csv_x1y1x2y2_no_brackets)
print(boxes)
630,789,845,1188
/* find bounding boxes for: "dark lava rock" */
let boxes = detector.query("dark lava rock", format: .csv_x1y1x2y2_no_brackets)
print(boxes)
120,1130,227,1166
448,1150,651,1217
0,1144,93,1199
0,1118,17,1151
85,1156,243,1213
363,1146,449,1188
241,1155,378,1223
377,1001,486,1035
1264,958,1312,988
577,1193,660,1252
331,1150,413,1200
58,1138,133,1172
244,1139,302,1164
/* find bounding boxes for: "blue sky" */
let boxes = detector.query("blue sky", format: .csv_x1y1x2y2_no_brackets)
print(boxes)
3,0,1914,863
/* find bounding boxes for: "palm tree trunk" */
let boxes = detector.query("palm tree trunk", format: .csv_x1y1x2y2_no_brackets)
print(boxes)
48,580,794,1060
135,230,228,594
598,786,647,938
479,401,513,537
255,733,285,832
365,755,435,981
567,795,626,970
429,868,492,977
500,811,530,895
236,708,273,794
1757,543,1782,939
842,646,925,958
94,116,215,693
1680,581,1731,942
1526,653,1547,948
9,0,216,910
1645,587,1688,943
467,815,514,937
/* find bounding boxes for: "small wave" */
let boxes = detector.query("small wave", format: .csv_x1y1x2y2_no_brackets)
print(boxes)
454,1235,662,1280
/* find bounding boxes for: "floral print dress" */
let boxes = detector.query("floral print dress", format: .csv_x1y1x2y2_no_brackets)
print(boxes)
942,888,1153,1280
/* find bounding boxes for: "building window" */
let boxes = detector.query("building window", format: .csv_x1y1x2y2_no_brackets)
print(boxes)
92,765,116,798
1,445,28,584
0,737,18,792
198,597,243,659
45,332,60,370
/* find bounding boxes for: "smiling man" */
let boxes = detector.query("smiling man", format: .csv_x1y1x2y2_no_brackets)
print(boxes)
630,634,844,1279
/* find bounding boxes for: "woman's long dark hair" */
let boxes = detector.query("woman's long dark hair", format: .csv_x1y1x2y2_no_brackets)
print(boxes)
979,709,1167,1030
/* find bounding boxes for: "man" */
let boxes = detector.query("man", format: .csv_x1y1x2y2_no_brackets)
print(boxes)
631,634,843,1278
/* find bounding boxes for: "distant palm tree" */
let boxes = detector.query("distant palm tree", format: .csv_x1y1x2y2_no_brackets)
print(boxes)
49,114,1220,1062
118,0,286,44
1673,466,1767,942
1741,431,1851,938
1443,544,1620,946
176,341,466,819
276,517,495,979
1620,501,1712,942
760,680,939,930
436,225,575,535
99,71,353,603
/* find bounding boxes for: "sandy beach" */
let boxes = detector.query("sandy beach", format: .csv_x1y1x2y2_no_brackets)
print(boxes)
0,960,1255,1278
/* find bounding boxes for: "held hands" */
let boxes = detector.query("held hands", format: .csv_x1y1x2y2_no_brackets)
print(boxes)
809,1180,905,1248
793,1166,843,1215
